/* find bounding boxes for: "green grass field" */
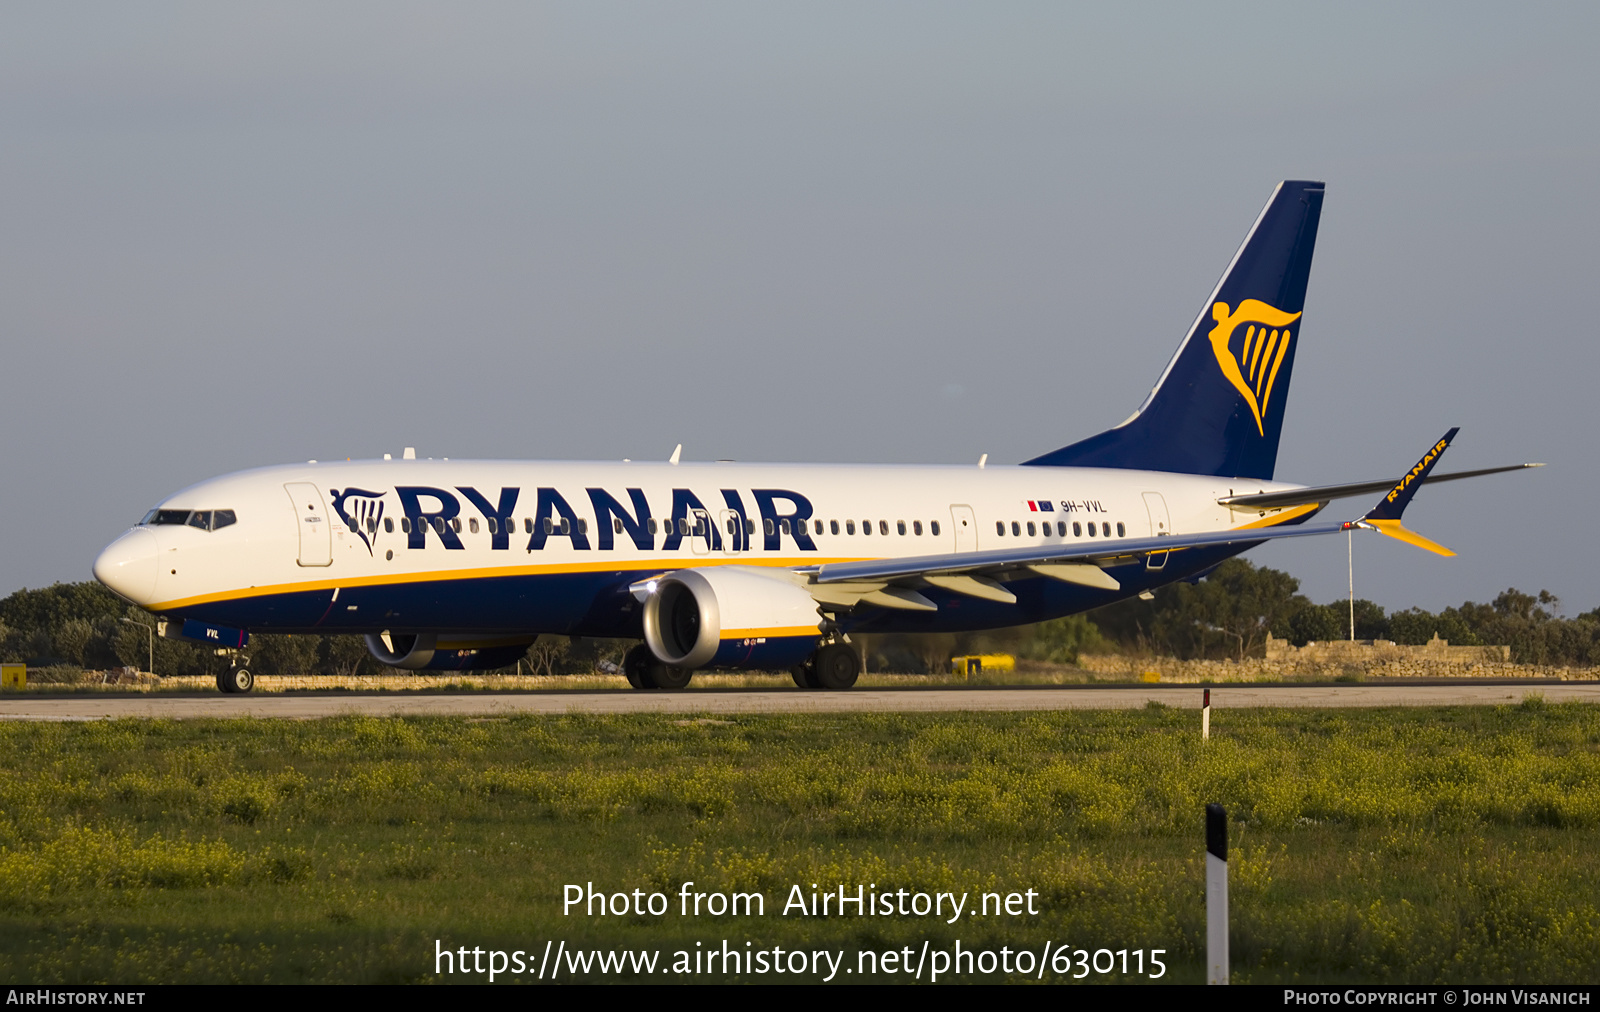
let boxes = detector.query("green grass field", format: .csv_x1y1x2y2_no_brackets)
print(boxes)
1,702,1597,983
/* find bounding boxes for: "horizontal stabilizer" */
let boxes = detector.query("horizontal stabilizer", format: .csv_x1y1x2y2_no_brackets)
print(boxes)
1218,462,1543,510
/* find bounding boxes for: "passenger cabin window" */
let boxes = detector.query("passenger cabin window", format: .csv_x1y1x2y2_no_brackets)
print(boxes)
1116,522,1125,537
862,520,872,536
1086,522,1095,537
469,518,479,534
996,521,1005,535
930,521,940,536
524,518,534,534
578,519,588,535
830,520,840,535
744,519,755,536
1103,522,1111,537
1057,521,1066,536
1026,521,1036,537
727,518,738,535
846,520,856,535
401,518,411,534
1073,522,1081,537
764,519,775,536
913,520,922,535
647,518,658,534
1011,521,1021,536
780,519,791,535
814,520,824,535
879,520,889,535
897,520,906,535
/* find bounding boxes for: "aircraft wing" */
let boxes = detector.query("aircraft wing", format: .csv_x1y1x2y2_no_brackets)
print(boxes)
1216,463,1542,510
791,429,1518,611
795,517,1342,591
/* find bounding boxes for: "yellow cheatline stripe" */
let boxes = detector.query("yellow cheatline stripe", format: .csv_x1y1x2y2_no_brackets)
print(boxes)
720,626,821,641
1366,519,1455,557
1232,502,1323,530
149,555,872,611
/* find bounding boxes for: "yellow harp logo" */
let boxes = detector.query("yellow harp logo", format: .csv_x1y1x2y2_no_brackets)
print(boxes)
1208,300,1303,436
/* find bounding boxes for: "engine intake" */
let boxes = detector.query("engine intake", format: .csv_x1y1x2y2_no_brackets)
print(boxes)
641,566,821,670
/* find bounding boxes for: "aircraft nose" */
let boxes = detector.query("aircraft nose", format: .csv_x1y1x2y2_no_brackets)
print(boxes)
94,528,159,605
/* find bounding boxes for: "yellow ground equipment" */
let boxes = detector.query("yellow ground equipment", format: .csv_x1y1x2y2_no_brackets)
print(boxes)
950,654,1015,679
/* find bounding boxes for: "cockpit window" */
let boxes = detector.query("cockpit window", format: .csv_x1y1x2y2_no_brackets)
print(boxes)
142,508,237,531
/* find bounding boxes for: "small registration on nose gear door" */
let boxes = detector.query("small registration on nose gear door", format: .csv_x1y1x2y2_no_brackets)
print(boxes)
285,483,333,567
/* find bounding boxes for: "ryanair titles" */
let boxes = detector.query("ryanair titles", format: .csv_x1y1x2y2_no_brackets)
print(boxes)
328,486,818,555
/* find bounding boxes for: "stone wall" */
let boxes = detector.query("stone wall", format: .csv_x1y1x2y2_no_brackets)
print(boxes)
1264,633,1510,663
1075,650,1581,683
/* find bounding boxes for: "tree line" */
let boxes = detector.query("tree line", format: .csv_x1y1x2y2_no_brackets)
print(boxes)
3,564,1598,679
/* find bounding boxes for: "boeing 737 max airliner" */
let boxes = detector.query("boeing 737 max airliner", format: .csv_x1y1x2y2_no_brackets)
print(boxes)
92,181,1539,692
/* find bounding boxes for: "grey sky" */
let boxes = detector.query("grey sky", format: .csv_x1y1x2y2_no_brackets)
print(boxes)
2,3,1595,614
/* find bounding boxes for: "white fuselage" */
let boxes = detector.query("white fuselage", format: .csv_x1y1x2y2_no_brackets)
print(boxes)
93,456,1311,640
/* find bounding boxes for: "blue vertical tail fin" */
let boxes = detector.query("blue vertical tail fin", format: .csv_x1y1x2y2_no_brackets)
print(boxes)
1023,180,1325,479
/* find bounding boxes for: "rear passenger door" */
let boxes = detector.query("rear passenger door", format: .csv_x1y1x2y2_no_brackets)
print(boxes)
949,504,977,551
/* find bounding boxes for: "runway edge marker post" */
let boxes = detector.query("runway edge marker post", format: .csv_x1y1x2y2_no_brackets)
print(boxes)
1206,803,1228,985
1202,688,1211,740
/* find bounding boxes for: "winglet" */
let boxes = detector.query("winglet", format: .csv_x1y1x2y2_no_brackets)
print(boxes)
1349,428,1459,556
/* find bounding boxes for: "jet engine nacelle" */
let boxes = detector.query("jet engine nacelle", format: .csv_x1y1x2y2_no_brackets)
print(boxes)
363,632,534,671
641,566,822,670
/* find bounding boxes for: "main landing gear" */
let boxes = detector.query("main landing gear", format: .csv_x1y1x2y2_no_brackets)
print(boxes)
791,641,859,691
216,656,254,694
621,641,861,692
623,644,693,691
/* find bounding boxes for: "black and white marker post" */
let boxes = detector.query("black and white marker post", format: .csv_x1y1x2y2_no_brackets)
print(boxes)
1206,803,1229,984
1202,688,1211,740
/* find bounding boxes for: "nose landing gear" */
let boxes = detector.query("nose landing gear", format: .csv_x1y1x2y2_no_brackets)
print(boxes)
217,656,254,694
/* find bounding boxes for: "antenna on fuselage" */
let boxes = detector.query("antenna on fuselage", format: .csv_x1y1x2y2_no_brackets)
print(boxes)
403,447,416,460
669,444,682,465
978,453,988,469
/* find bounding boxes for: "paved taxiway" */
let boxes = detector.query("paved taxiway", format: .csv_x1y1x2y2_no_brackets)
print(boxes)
0,683,1594,720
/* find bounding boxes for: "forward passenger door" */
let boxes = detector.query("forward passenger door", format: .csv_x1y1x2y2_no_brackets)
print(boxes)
285,483,333,567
